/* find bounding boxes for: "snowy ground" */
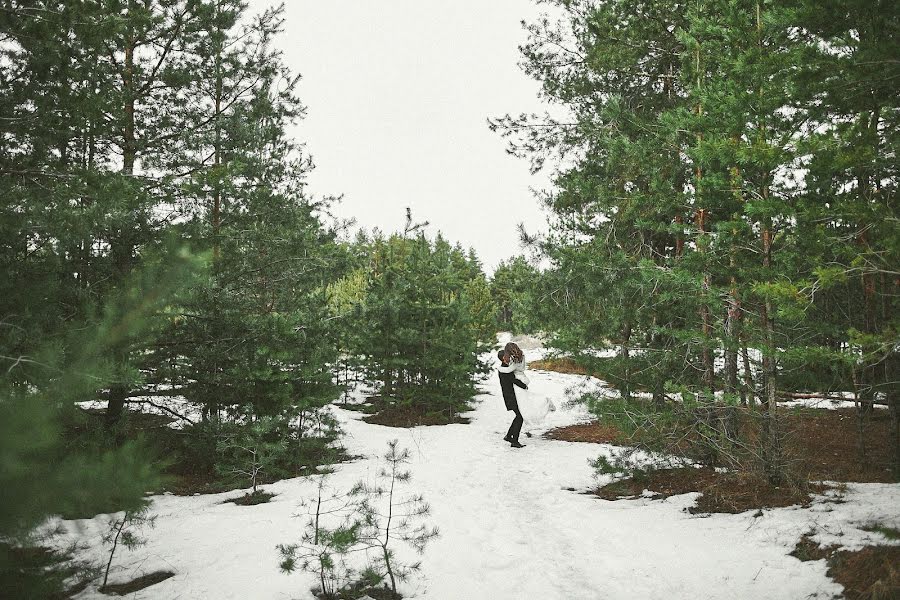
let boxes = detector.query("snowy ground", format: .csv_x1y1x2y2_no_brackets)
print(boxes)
58,351,899,599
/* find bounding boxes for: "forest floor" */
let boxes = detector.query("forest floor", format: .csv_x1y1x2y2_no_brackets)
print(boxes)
69,406,349,497
539,365,898,598
55,347,899,600
545,407,897,484
340,395,472,427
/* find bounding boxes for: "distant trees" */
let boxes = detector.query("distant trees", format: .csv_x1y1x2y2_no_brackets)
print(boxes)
493,0,899,479
490,256,543,334
331,221,493,417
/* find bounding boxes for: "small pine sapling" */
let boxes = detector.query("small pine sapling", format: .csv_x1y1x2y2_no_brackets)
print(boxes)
100,506,156,589
278,475,367,599
216,416,286,496
351,440,439,599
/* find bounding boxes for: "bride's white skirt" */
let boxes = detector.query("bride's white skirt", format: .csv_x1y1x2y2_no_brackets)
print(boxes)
516,388,556,428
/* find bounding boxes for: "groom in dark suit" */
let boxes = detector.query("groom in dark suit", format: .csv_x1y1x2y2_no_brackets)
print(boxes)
498,350,527,448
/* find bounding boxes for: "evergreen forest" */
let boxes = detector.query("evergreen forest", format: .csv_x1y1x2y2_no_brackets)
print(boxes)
1,1,897,598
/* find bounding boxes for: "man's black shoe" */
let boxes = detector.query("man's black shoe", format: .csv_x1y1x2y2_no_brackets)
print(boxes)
510,441,526,448
503,434,513,442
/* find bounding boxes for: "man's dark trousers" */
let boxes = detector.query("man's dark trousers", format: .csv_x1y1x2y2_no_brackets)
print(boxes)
506,400,523,441
498,369,527,442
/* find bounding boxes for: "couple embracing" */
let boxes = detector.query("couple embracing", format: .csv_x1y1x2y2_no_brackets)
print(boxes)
497,341,555,448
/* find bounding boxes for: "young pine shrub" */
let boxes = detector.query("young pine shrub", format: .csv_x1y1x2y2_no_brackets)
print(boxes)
215,415,287,499
351,440,439,600
278,475,366,599
100,506,156,590
278,441,438,600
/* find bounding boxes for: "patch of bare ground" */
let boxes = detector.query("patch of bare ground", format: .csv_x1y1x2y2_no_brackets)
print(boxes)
68,408,346,496
594,468,820,513
549,402,894,516
98,570,175,595
784,408,896,483
547,407,896,484
791,533,841,562
530,357,594,376
544,421,626,444
791,536,900,600
829,546,900,600
529,357,643,391
360,397,470,428
224,490,276,505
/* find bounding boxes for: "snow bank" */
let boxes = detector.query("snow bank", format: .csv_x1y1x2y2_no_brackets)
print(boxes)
55,365,898,600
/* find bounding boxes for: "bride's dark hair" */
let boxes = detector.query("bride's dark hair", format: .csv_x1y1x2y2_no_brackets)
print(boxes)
504,342,524,363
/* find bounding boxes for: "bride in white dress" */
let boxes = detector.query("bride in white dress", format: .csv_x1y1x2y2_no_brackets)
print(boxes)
498,342,555,431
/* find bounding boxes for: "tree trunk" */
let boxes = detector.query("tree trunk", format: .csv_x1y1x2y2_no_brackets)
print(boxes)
692,41,714,395
621,321,632,401
853,368,869,470
674,214,684,258
890,375,899,481
212,0,223,266
106,27,137,429
724,288,740,401
725,156,743,401
724,295,739,399
858,228,877,416
696,208,714,395
741,341,754,406
760,223,781,482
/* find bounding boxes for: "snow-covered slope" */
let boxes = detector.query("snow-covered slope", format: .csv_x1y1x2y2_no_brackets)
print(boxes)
58,359,899,599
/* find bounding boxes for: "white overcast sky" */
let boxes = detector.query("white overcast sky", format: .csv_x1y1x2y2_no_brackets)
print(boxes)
246,0,556,272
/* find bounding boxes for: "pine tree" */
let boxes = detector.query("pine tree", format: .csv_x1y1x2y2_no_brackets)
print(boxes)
490,256,543,334
494,0,898,480
350,225,490,418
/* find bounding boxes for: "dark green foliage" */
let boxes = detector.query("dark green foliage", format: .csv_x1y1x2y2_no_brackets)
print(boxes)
163,413,342,494
0,541,97,600
343,228,492,417
140,2,345,426
0,1,349,593
0,251,194,594
214,415,288,493
494,0,899,480
490,256,544,334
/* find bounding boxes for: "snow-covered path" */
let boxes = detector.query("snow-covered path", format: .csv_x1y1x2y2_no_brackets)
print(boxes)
63,365,899,600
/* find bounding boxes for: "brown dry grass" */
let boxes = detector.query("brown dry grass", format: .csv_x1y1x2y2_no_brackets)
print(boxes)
529,357,595,376
783,408,896,483
594,467,818,513
362,397,470,428
547,407,896,484
544,421,626,444
828,546,900,600
791,537,900,600
553,402,894,517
